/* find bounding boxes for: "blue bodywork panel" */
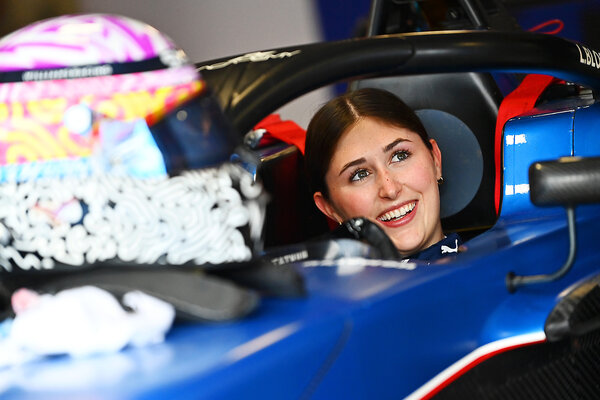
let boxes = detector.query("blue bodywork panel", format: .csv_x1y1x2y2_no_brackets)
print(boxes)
3,211,600,399
501,108,574,217
3,101,600,399
4,23,600,399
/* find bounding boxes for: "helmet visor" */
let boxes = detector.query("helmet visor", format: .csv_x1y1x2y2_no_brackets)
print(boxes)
149,92,239,174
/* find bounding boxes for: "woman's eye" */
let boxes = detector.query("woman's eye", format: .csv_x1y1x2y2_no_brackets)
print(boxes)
391,150,410,163
350,169,370,182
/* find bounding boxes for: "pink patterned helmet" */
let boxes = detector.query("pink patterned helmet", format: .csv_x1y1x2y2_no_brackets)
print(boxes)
0,14,265,272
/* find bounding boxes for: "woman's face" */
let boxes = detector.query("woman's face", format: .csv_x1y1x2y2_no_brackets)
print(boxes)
314,117,444,256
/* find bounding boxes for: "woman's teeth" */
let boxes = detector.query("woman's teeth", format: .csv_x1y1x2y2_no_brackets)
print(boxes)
378,202,416,222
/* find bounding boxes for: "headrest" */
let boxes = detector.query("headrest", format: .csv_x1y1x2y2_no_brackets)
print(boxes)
415,109,483,218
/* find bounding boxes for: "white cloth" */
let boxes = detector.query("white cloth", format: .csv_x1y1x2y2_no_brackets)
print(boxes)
0,286,175,368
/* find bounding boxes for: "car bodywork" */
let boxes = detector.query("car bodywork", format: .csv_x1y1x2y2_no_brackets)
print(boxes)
3,2,600,400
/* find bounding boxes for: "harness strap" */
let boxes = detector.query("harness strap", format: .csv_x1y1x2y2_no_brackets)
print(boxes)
253,114,306,154
494,74,557,213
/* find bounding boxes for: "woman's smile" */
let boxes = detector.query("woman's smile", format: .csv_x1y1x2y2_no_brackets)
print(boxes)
377,201,417,223
315,117,444,256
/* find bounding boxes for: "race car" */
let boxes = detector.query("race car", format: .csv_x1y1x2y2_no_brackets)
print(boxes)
3,0,600,399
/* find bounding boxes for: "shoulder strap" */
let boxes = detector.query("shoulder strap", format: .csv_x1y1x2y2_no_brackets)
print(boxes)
494,74,557,213
254,114,306,154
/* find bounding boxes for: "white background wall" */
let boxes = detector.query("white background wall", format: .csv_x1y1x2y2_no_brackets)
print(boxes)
79,0,333,128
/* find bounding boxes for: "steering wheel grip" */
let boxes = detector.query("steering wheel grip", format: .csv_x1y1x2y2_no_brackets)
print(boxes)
332,217,400,260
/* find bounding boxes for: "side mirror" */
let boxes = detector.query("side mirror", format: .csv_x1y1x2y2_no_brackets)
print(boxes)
507,156,600,292
529,156,600,206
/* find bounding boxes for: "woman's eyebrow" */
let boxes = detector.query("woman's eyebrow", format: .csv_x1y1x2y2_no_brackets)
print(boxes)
339,157,366,176
337,138,412,176
383,138,410,153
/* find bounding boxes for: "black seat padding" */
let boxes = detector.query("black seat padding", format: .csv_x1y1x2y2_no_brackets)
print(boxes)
354,72,502,235
258,144,330,248
258,71,502,247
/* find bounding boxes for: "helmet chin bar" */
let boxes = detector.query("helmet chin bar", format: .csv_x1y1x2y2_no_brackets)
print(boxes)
0,163,264,273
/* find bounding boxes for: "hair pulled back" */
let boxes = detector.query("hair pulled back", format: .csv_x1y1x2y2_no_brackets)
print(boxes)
305,88,431,199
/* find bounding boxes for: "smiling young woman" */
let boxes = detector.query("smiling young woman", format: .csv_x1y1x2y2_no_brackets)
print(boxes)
305,88,461,261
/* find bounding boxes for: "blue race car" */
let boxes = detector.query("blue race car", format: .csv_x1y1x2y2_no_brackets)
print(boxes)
3,0,600,398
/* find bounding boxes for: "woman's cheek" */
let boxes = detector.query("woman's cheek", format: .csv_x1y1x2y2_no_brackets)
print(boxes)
335,187,372,218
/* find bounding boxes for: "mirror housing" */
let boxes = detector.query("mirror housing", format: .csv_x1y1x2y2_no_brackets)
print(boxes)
529,156,600,206
507,156,600,292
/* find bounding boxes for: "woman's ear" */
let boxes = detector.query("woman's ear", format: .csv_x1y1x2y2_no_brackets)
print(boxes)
429,138,443,179
313,192,343,223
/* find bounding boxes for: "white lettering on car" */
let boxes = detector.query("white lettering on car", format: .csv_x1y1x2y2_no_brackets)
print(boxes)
198,50,302,71
504,184,530,196
575,43,600,69
505,134,527,146
271,250,309,265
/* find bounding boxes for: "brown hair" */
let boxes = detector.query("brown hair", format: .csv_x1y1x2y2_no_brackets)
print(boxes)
305,88,431,198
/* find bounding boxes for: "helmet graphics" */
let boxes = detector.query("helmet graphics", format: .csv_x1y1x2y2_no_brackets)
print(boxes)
0,14,265,271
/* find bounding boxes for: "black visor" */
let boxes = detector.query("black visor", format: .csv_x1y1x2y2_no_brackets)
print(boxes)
150,93,240,173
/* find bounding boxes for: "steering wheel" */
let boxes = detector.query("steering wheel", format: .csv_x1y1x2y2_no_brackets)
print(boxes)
331,217,400,260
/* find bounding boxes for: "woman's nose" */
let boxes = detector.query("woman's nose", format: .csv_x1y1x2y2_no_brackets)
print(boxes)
377,170,402,199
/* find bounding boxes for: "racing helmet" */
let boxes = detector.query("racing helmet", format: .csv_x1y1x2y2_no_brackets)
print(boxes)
0,14,265,272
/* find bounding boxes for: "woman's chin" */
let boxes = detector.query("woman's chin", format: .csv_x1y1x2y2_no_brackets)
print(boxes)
389,232,425,257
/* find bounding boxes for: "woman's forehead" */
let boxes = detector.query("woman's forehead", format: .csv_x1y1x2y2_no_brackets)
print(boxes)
334,120,420,156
